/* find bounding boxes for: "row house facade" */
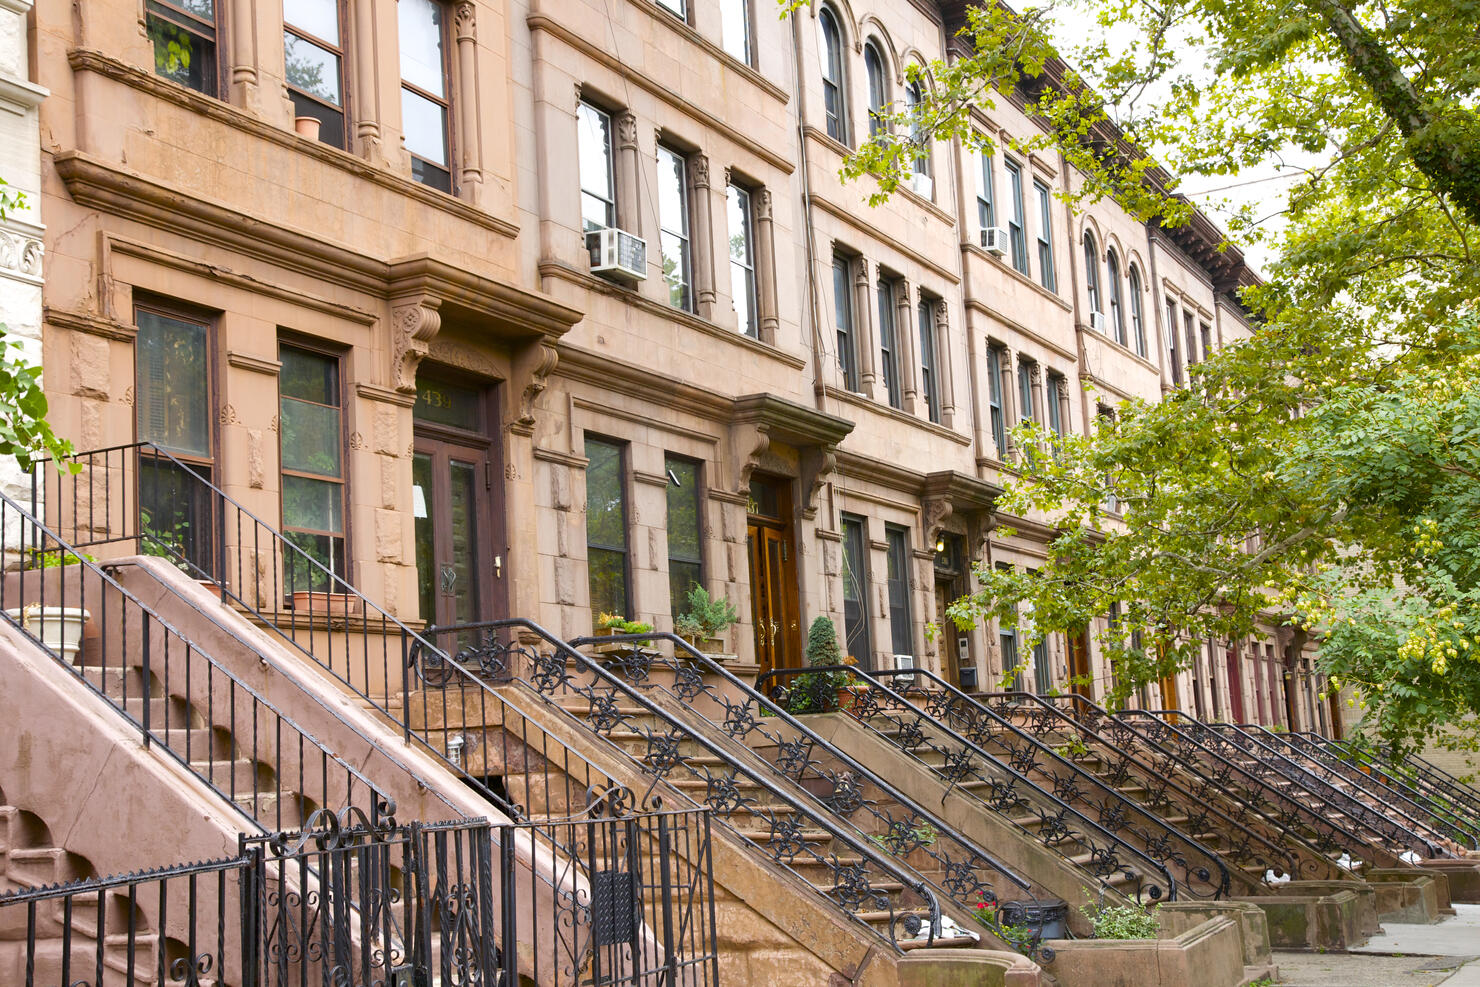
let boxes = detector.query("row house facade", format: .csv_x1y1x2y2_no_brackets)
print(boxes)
27,0,1332,732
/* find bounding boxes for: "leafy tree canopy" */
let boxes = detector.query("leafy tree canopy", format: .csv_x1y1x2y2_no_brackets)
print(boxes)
812,0,1480,753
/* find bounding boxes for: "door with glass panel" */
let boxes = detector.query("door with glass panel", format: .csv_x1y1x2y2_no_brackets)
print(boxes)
411,377,500,634
746,476,799,677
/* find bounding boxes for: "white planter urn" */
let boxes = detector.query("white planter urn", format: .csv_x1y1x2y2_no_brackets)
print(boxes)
5,605,90,659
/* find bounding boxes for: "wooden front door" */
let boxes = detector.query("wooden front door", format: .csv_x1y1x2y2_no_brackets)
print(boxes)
934,580,959,687
1226,646,1245,722
747,475,799,678
1066,628,1093,699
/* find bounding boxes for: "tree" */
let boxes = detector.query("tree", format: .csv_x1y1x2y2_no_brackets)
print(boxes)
0,181,71,471
824,0,1480,753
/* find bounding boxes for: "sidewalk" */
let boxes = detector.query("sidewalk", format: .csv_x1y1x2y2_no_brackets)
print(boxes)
1272,904,1480,986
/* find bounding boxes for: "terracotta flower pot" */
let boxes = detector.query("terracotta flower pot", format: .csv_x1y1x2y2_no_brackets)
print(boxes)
294,116,321,141
290,591,362,616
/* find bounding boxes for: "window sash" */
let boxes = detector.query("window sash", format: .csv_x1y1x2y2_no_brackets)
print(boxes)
1083,235,1100,313
1005,161,1028,274
656,0,686,19
841,515,872,668
585,438,629,619
1045,374,1064,437
136,308,212,459
665,455,703,619
977,152,996,230
720,0,751,63
1129,267,1147,356
578,102,616,232
918,299,939,423
907,83,929,177
1166,302,1183,384
885,526,912,657
727,184,758,337
1185,313,1199,366
146,0,219,96
819,10,846,143
987,346,1006,452
398,0,451,190
877,279,900,409
1107,252,1126,346
1034,181,1055,291
833,256,857,391
1017,360,1034,425
865,45,887,138
658,145,693,312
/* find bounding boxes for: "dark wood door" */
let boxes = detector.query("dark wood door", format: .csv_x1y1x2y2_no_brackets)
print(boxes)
1226,646,1245,722
748,523,799,678
935,580,959,687
1066,627,1093,699
412,435,499,634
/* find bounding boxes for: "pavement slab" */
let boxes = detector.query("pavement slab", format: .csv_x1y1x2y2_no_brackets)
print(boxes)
1271,903,1480,985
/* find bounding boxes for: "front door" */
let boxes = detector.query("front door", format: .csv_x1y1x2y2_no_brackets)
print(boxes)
747,476,799,678
412,376,501,637
1225,646,1245,722
934,581,959,687
1066,628,1092,699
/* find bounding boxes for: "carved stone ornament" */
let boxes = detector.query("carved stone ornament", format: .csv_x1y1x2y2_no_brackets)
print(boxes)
729,420,771,495
922,495,955,547
391,296,443,393
454,0,476,39
691,154,711,188
616,112,639,149
511,340,560,434
0,230,43,279
755,188,773,222
797,446,839,521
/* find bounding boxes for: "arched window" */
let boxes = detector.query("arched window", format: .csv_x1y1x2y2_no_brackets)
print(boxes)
906,79,931,186
818,8,847,144
1083,232,1101,317
1128,263,1147,357
1106,248,1126,346
864,41,888,138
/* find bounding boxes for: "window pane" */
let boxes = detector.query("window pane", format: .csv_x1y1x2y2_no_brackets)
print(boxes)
282,473,344,533
585,438,626,551
449,460,480,625
414,377,480,430
140,456,214,574
665,457,701,559
287,0,339,43
720,0,750,62
656,0,685,17
280,348,338,405
281,399,342,476
398,0,445,96
285,530,344,592
886,528,911,656
402,88,448,165
136,310,211,457
842,517,872,668
578,103,614,231
146,6,218,97
589,547,628,619
284,33,342,105
658,147,691,310
413,453,435,622
669,560,701,622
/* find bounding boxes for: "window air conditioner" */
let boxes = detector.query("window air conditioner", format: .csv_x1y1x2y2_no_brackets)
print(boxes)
586,227,648,282
980,227,1009,256
1089,311,1108,334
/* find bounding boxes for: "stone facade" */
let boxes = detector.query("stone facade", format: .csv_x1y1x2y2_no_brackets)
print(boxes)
27,0,1327,729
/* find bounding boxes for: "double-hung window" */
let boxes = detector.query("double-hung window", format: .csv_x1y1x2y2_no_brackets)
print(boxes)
906,81,931,191
841,515,872,667
987,344,1006,454
399,0,452,192
727,183,758,337
1128,265,1147,357
577,102,616,232
1005,160,1028,275
996,562,1021,689
1017,359,1036,426
1106,249,1127,346
657,145,693,312
832,254,858,391
918,296,940,423
279,345,347,592
864,43,888,139
1167,301,1183,385
818,8,847,144
665,455,703,620
885,526,913,660
1034,180,1055,291
876,277,901,409
720,0,751,63
1045,371,1066,443
585,437,629,621
285,0,348,147
977,151,996,233
1201,323,1213,363
146,0,221,96
1083,233,1101,320
1184,311,1199,366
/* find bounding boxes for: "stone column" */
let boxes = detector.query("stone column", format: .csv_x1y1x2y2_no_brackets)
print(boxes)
453,1,484,202
897,281,919,414
934,300,957,428
689,153,717,319
230,0,260,112
853,257,876,398
615,111,642,236
352,0,384,161
754,188,779,344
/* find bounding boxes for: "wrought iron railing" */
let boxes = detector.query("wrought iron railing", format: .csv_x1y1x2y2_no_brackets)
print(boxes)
0,808,719,987
1247,725,1479,851
973,691,1308,886
35,443,633,828
756,665,1224,904
0,488,394,833
412,622,979,955
1191,719,1446,860
1310,734,1480,834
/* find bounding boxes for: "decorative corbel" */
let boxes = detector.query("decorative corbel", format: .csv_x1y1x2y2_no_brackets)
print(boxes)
509,340,560,435
922,494,955,549
797,444,839,521
728,420,771,495
390,295,442,393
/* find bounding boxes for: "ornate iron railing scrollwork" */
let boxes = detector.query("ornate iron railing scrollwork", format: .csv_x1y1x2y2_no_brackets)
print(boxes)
1308,734,1480,837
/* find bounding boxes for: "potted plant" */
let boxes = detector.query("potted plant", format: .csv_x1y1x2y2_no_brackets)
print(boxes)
787,616,859,713
289,590,363,617
5,549,93,659
673,586,740,654
592,613,653,656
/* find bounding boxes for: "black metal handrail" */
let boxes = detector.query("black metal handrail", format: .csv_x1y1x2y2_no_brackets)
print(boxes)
1248,725,1479,850
756,664,1211,903
1196,720,1446,860
0,488,394,833
412,620,962,954
971,690,1307,885
994,693,1385,874
1109,708,1405,869
1310,734,1480,826
36,442,634,830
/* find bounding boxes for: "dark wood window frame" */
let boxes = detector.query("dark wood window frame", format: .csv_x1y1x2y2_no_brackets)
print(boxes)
277,336,352,593
664,453,705,622
284,0,351,149
400,0,455,194
584,434,632,622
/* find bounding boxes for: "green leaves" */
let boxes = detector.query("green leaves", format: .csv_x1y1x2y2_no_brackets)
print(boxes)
0,329,73,472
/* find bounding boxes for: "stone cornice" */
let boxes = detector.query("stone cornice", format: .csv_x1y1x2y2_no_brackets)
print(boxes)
730,393,855,449
226,352,282,376
65,48,519,241
44,307,135,342
0,74,47,111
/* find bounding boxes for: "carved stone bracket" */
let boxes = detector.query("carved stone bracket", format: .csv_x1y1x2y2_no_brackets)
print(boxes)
728,393,853,519
728,419,772,496
797,445,839,522
508,339,560,436
0,228,43,280
921,470,1003,561
390,294,442,392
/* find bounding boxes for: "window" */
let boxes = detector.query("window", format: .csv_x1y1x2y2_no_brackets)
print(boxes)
146,0,220,96
864,42,888,139
987,344,1006,454
1032,634,1051,693
818,8,847,144
1106,250,1126,346
135,305,215,573
720,0,751,63
399,0,451,192
976,151,996,232
577,102,616,232
1166,301,1183,385
885,526,913,658
841,515,872,668
906,81,930,187
665,455,703,620
1045,371,1065,441
657,145,693,312
1034,181,1055,291
279,346,346,591
1200,323,1213,364
1097,405,1119,512
585,437,629,620
1128,265,1147,357
1184,311,1199,367
832,254,859,391
1017,359,1036,426
656,0,685,21
996,562,1021,689
1083,232,1101,318
1004,160,1028,275
918,297,940,424
285,0,347,147
877,277,901,409
728,183,758,337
